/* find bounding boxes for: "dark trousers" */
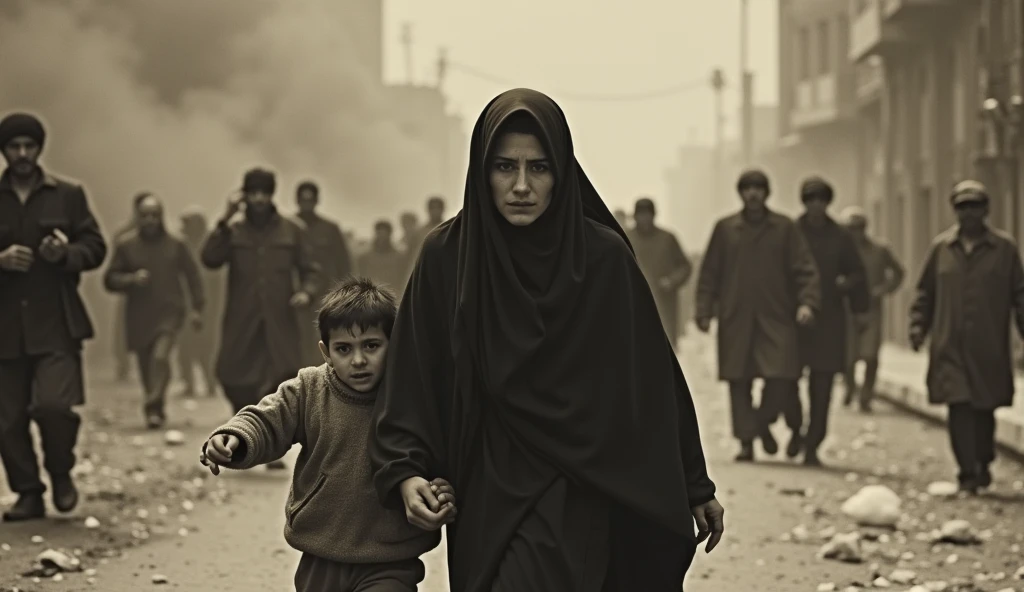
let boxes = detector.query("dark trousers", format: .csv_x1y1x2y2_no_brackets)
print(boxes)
802,371,835,451
729,379,798,442
843,359,879,405
135,333,176,419
221,384,262,414
0,352,83,494
947,404,996,482
293,554,424,592
175,327,215,394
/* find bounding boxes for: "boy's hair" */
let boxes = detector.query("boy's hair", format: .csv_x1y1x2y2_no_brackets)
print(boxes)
316,277,398,344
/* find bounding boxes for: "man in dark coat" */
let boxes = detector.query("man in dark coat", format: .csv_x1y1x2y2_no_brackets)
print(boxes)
910,180,1024,493
357,220,410,299
201,168,320,435
0,112,107,521
111,218,136,382
787,178,869,466
293,180,352,366
176,207,222,397
626,197,692,350
103,193,204,428
696,169,821,462
840,206,905,412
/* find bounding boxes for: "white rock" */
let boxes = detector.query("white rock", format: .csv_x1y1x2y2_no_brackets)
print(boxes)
889,569,917,584
152,574,169,584
816,584,836,592
30,535,44,544
872,576,891,587
926,481,959,497
163,430,186,446
840,485,902,527
84,516,101,529
1014,565,1024,579
818,532,863,563
937,519,978,545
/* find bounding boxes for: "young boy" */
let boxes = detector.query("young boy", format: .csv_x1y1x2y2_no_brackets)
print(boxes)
199,278,455,591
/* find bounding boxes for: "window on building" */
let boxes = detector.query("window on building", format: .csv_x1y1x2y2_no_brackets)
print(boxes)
818,20,831,76
799,27,811,80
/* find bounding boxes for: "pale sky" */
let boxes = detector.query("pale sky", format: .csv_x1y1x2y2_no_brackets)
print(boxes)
382,0,779,215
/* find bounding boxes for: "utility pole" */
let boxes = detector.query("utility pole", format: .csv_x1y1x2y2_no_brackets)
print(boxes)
739,0,754,167
436,47,448,89
401,23,414,85
712,68,727,197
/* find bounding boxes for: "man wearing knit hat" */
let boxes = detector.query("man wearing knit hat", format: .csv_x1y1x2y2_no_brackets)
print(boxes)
786,177,870,467
695,169,821,462
0,112,107,521
909,180,1024,493
200,168,320,472
626,197,692,350
839,206,904,412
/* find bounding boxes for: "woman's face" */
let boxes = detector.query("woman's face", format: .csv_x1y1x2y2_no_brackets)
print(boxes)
489,132,555,226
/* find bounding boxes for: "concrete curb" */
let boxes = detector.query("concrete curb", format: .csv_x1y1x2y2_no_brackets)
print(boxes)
874,376,1024,461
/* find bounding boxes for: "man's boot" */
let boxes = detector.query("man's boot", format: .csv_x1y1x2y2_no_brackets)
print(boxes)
734,441,755,462
2,494,45,522
786,431,804,459
51,475,79,513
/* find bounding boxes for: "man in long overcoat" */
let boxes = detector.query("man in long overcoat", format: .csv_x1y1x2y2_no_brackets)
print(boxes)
696,169,821,462
626,197,692,349
840,206,905,412
103,193,204,428
0,113,107,521
292,180,351,366
789,178,870,466
910,180,1024,493
201,168,320,425
176,207,222,397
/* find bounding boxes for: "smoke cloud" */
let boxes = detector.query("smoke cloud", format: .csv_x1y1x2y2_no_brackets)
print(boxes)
0,0,455,358
0,0,444,232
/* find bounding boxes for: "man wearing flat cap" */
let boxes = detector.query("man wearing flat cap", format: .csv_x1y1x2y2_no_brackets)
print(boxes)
909,180,1024,493
201,168,320,471
626,197,692,350
0,112,107,521
696,169,821,462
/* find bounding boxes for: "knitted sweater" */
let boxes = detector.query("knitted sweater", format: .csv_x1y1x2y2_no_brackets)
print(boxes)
209,364,440,563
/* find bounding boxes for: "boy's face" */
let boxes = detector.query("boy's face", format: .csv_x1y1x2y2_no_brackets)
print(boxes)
318,324,389,393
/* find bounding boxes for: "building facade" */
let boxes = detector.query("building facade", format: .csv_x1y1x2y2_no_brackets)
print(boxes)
846,0,1021,345
774,0,861,213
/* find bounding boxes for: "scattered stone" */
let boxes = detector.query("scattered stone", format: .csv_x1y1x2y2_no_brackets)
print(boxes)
935,520,980,545
163,430,186,446
30,535,44,544
889,569,917,584
816,583,836,592
818,532,863,563
841,485,902,528
871,576,891,587
84,516,101,529
152,573,169,584
926,481,959,497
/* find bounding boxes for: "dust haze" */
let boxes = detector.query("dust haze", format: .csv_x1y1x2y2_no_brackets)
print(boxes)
0,0,438,231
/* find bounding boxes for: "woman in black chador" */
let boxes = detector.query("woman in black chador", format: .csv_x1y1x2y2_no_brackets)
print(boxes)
370,88,724,591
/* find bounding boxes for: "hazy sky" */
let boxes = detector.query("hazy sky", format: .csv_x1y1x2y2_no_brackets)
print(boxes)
382,0,779,214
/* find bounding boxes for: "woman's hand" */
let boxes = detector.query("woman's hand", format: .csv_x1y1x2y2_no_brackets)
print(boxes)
399,476,453,531
429,478,458,524
691,497,725,553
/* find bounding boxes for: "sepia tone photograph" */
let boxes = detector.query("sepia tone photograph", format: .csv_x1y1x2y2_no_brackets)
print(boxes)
1,0,1023,590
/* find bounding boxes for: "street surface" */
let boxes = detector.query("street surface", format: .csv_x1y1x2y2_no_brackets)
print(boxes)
1,335,1023,591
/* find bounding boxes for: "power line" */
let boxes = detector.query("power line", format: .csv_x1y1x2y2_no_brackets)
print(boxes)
448,61,710,103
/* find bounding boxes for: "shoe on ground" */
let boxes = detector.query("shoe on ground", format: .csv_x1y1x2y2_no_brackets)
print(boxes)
842,389,855,407
786,431,804,459
51,475,79,513
759,428,779,455
734,442,755,462
958,479,980,495
2,494,45,522
266,460,287,470
146,415,165,429
977,465,993,489
803,449,822,467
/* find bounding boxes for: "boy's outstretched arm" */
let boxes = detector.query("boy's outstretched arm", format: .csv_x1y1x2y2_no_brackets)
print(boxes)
200,376,307,472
